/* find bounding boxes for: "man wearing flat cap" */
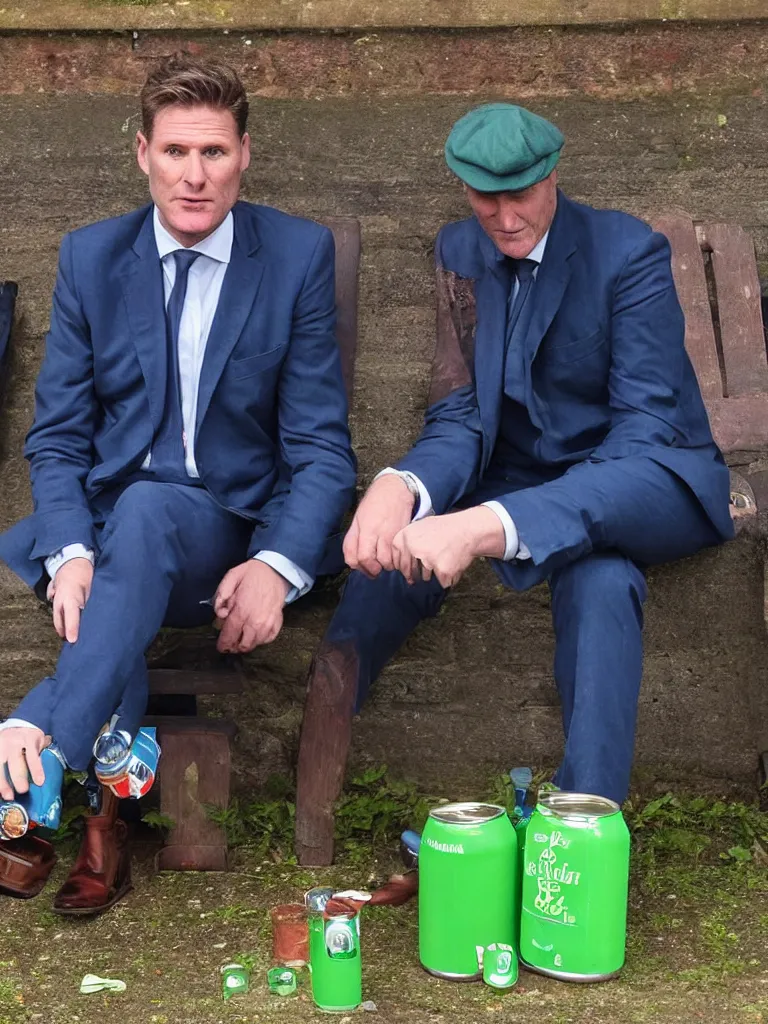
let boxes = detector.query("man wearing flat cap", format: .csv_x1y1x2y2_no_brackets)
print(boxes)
297,103,731,851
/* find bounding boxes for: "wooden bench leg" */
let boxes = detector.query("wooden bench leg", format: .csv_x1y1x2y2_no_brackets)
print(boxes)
153,720,234,872
295,641,357,866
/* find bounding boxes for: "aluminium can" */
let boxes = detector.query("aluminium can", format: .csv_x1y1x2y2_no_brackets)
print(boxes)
306,891,362,1013
419,802,519,981
0,801,29,840
519,792,630,982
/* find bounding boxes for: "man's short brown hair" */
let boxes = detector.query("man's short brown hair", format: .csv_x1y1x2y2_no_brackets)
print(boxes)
141,53,249,138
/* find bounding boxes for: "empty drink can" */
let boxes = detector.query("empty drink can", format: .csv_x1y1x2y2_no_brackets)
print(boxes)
0,745,66,838
483,942,518,988
520,792,630,982
307,895,362,1013
419,802,518,981
0,802,29,840
94,727,160,799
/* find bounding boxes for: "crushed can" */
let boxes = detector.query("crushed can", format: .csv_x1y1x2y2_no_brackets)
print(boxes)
1,745,66,839
0,802,29,840
419,802,518,980
306,888,362,1012
267,966,298,996
482,942,518,989
220,962,250,1000
520,791,630,982
94,727,160,799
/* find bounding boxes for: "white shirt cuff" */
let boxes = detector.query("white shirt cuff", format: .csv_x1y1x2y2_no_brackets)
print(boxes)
44,544,95,581
253,551,313,605
0,718,40,733
482,501,531,561
375,468,434,521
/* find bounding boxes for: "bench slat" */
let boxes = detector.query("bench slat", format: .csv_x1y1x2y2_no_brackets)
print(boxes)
705,394,768,453
697,222,768,397
323,217,361,402
147,668,243,696
145,715,238,738
652,214,722,401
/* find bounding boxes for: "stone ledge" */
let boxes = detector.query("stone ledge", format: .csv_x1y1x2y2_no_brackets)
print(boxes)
3,23,768,101
0,0,766,33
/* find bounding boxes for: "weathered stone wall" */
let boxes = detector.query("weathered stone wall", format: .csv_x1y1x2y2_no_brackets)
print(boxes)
2,23,768,102
0,29,767,796
1,0,766,31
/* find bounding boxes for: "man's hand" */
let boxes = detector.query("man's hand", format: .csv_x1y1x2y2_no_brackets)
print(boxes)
343,474,416,578
213,560,291,653
47,557,94,644
0,726,49,801
391,506,506,588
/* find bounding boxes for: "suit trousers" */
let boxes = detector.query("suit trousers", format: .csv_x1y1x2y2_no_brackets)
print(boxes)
13,481,252,769
323,456,722,804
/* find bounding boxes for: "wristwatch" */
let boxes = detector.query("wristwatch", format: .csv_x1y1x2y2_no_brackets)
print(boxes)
399,471,422,506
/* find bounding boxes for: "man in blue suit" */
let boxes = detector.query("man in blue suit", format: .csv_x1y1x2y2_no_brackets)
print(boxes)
318,104,732,808
0,55,355,908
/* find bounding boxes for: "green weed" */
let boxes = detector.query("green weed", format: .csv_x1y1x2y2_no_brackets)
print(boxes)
206,794,296,860
207,766,435,864
210,904,265,924
141,810,176,832
626,792,768,876
334,765,435,858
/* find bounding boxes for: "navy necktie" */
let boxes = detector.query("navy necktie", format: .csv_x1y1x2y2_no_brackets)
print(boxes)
161,249,201,464
506,258,538,343
167,249,202,352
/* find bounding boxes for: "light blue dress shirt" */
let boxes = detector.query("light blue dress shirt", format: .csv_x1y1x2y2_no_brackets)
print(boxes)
381,230,550,560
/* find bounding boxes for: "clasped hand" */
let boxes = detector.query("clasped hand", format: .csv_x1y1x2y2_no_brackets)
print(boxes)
344,475,506,588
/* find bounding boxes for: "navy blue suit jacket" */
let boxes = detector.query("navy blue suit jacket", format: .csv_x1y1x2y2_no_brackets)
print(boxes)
2,201,357,586
397,192,733,545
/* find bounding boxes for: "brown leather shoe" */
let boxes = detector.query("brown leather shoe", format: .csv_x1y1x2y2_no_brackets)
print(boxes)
53,787,132,917
0,834,57,899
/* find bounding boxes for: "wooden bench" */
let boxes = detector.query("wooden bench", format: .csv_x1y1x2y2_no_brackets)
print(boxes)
652,213,767,525
293,212,768,867
148,217,361,871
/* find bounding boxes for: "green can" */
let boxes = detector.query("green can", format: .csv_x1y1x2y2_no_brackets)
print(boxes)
219,962,250,1001
513,815,530,945
419,802,518,981
308,911,362,1012
483,942,518,989
267,966,298,996
520,792,630,982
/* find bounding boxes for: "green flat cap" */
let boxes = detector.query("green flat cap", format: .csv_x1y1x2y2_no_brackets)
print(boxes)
445,103,564,193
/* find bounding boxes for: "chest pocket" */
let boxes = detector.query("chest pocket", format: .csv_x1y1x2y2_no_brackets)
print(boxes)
542,327,607,364
229,345,286,380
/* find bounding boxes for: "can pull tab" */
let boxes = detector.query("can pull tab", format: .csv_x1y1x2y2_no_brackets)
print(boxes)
325,919,358,960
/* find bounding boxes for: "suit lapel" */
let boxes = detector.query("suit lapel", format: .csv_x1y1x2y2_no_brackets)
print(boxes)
195,205,265,434
524,192,577,364
121,207,167,432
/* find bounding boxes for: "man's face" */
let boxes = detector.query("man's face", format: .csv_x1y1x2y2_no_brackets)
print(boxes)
465,172,558,259
136,104,250,247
